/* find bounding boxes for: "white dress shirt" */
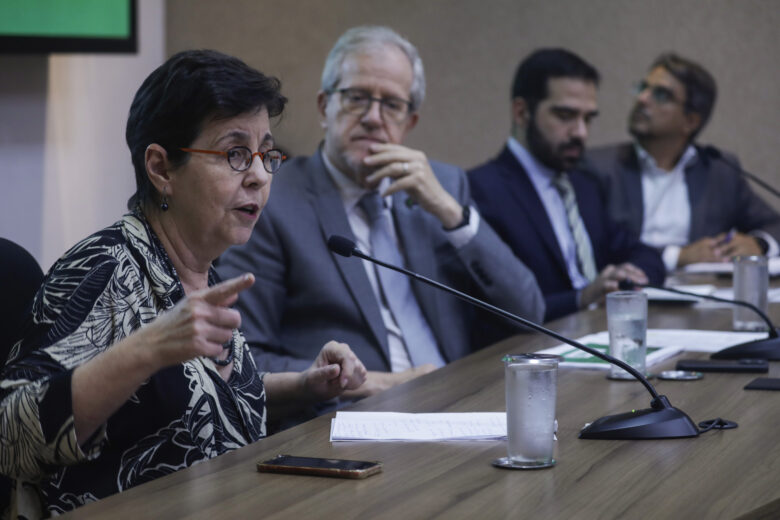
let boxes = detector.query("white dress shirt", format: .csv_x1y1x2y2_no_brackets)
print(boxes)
323,153,479,372
636,144,778,271
636,144,697,272
507,137,591,290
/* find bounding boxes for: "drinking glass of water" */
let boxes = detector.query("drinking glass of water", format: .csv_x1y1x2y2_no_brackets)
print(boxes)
493,354,560,470
606,291,648,380
733,255,768,331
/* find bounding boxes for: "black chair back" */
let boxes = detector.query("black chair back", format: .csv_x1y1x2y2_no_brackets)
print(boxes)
0,238,44,366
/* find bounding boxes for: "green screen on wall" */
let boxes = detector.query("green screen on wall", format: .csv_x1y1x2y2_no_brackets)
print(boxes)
0,0,136,53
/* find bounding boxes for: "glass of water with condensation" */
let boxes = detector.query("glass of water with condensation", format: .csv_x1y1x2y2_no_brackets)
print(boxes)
494,354,560,470
606,291,648,380
733,255,769,331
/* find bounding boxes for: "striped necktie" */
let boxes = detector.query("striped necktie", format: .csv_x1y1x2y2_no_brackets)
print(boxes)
552,173,598,282
358,191,445,368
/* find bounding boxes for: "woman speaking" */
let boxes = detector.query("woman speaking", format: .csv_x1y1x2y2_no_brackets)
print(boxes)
0,50,366,517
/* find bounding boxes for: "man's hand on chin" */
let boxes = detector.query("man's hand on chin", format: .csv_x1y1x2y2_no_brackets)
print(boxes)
362,144,463,228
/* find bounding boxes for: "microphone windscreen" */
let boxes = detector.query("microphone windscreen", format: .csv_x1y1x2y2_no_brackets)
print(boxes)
327,235,356,257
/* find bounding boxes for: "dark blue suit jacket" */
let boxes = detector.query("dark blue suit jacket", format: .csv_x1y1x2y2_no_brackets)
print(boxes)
468,146,665,322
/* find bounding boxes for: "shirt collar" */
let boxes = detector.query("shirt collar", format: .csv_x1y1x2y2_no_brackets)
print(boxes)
122,209,186,308
321,150,393,211
507,136,558,188
634,142,698,174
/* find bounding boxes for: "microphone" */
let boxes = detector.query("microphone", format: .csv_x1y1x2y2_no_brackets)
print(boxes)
697,144,780,199
619,279,780,360
328,234,701,440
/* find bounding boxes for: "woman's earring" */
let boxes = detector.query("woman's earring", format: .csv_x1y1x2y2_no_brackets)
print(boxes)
161,186,169,212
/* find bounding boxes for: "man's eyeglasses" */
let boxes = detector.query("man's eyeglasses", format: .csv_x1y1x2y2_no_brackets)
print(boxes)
633,80,680,105
329,87,413,123
179,146,287,174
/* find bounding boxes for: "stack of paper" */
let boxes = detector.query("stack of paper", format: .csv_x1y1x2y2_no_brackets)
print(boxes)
330,411,506,442
641,329,768,352
536,329,769,370
712,287,780,303
682,257,780,276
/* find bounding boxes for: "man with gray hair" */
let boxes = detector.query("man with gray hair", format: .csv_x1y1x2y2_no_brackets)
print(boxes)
219,26,543,403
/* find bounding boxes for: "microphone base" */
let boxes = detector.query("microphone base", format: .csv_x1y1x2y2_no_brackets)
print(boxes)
579,395,699,440
710,332,780,360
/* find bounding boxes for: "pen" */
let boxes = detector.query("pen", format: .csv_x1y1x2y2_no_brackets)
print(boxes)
720,230,734,245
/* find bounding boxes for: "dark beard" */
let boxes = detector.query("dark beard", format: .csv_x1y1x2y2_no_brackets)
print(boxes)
526,116,584,172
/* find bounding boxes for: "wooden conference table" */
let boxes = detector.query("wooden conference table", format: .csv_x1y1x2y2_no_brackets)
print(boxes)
66,287,780,519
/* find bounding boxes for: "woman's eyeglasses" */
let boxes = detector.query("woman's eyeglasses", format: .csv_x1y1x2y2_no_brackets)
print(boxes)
179,146,287,174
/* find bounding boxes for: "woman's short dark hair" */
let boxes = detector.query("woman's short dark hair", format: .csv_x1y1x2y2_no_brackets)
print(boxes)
125,49,287,210
651,53,717,140
511,48,600,115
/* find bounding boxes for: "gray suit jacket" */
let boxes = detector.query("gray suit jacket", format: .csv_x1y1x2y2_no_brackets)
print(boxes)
587,143,780,244
218,150,544,373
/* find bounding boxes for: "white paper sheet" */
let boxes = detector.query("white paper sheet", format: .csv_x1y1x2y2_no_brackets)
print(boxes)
682,257,780,276
643,284,716,303
645,329,769,351
711,287,780,303
329,411,506,442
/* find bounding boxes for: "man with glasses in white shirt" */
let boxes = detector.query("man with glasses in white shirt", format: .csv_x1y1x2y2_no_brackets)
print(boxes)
589,53,780,271
219,26,544,410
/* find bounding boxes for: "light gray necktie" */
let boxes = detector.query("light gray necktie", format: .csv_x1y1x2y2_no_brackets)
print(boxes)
552,173,598,282
358,191,445,368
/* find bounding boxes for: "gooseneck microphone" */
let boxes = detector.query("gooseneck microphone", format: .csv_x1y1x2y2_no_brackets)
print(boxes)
328,234,703,440
697,144,780,199
619,280,780,360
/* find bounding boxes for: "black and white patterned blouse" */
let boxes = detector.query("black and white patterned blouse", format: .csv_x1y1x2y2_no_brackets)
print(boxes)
0,211,267,518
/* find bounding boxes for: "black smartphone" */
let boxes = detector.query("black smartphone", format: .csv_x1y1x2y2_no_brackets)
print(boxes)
675,358,769,373
256,454,382,479
744,377,780,391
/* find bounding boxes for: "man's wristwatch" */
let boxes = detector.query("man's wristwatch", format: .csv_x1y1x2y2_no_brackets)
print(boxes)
754,236,770,255
445,205,470,230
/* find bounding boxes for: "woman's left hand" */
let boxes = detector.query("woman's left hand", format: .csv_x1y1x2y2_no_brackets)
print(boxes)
301,341,367,401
